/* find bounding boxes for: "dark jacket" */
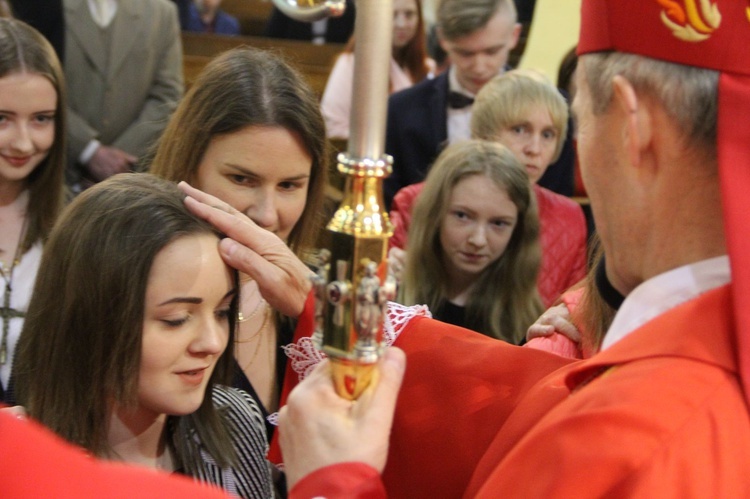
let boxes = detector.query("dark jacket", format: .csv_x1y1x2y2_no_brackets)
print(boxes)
384,71,450,209
183,3,240,35
384,70,575,209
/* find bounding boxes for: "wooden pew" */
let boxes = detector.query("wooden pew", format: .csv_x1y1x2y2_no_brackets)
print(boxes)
182,53,212,89
220,0,273,36
180,32,344,98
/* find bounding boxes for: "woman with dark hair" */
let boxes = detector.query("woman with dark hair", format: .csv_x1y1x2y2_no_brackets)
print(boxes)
14,173,272,498
0,18,66,402
321,0,434,138
149,46,328,441
177,175,571,497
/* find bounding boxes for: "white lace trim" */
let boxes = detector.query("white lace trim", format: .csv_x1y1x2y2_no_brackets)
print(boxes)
385,301,432,345
266,302,431,427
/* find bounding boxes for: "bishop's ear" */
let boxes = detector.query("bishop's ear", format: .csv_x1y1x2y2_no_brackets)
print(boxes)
612,75,652,169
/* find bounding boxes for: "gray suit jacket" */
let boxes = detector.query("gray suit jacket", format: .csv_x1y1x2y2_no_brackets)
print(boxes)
64,0,183,173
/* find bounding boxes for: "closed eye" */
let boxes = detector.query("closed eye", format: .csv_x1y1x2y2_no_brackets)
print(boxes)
215,289,236,322
162,316,189,327
215,308,232,321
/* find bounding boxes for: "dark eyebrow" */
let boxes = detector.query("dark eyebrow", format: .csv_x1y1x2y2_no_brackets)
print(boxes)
225,164,310,182
0,109,56,115
158,297,202,306
225,164,260,178
158,288,236,307
451,204,476,215
468,43,505,55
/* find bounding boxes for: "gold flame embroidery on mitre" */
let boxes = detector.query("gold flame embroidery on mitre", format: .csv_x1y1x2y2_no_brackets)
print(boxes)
657,0,721,41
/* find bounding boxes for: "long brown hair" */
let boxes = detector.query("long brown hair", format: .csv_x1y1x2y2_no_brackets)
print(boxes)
344,0,430,84
14,174,238,470
0,18,66,252
401,140,543,342
149,47,328,256
572,237,616,355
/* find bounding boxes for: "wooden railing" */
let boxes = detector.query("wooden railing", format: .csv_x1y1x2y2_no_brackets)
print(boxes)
180,32,344,98
182,53,212,89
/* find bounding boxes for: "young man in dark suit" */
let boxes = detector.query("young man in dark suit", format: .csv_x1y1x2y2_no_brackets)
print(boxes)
384,0,520,208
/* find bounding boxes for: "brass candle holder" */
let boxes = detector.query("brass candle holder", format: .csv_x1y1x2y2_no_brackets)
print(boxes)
272,0,395,399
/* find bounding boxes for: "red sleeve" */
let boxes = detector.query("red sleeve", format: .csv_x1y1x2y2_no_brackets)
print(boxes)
270,302,574,497
382,317,574,498
388,183,424,250
388,205,407,250
291,463,386,499
268,290,317,465
535,186,589,307
0,411,230,498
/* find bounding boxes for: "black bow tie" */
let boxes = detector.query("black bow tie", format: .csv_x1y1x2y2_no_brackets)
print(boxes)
447,91,474,109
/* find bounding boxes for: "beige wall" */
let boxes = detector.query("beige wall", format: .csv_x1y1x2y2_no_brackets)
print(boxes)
519,0,581,83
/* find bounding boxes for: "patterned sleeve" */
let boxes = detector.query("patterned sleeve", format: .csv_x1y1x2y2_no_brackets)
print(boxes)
209,385,274,499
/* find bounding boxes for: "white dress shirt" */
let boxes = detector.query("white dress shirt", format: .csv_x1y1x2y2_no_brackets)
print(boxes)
446,67,474,144
87,0,118,28
601,255,731,351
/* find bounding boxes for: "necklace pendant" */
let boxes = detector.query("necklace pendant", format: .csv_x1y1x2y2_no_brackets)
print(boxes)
0,343,6,365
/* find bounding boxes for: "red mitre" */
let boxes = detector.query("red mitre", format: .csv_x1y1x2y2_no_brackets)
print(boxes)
577,0,750,407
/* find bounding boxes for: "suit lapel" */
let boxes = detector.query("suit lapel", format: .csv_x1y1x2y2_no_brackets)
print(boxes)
108,1,141,80
65,0,108,74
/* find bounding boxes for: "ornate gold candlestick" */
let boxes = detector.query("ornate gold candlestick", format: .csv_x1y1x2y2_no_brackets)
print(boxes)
272,0,395,399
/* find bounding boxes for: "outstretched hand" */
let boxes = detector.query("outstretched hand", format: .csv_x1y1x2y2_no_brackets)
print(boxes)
0,405,27,419
526,303,581,344
179,182,314,317
278,347,407,489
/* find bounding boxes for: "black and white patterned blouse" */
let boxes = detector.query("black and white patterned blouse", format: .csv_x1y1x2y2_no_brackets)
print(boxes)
185,385,273,498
